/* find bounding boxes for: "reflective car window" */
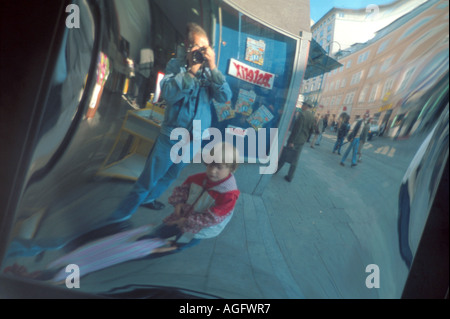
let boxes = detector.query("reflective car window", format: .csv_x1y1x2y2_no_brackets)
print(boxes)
1,0,448,300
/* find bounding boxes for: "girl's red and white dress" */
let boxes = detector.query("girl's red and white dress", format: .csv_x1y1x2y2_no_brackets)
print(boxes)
164,172,240,241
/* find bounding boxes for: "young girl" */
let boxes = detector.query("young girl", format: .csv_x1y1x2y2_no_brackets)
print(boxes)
143,142,241,253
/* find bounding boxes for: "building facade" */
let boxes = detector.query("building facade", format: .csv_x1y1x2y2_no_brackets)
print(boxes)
302,0,426,110
317,0,448,138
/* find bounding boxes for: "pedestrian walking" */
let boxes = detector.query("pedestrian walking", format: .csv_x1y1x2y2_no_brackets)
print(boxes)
277,102,315,182
340,117,364,167
316,116,327,145
332,113,350,155
310,115,324,148
357,115,371,162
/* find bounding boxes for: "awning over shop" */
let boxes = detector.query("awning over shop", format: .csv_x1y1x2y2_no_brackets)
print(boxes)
304,38,342,79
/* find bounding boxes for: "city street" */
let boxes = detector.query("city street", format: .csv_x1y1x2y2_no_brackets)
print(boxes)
260,131,421,298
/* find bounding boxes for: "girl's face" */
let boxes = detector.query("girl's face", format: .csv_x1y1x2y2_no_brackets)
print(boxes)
206,163,232,182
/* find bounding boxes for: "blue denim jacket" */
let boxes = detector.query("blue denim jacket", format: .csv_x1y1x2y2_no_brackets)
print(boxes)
159,58,232,137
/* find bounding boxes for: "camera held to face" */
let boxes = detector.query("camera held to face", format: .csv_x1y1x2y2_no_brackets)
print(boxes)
191,47,206,64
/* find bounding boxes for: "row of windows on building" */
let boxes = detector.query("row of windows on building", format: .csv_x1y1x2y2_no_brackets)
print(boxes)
312,9,440,74
303,39,393,94
320,65,417,108
304,9,444,105
304,55,394,93
312,12,347,37
312,14,336,49
323,57,394,90
314,14,438,79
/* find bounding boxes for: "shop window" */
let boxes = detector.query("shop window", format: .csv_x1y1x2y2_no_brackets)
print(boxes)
212,7,297,159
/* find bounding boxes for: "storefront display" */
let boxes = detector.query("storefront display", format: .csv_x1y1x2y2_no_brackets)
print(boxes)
211,7,298,163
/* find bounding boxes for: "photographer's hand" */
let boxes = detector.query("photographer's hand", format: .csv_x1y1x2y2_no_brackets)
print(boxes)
187,49,202,77
203,46,216,71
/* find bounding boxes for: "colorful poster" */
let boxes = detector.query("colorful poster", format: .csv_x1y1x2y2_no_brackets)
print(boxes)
235,89,256,116
213,100,235,122
245,38,266,66
247,105,274,130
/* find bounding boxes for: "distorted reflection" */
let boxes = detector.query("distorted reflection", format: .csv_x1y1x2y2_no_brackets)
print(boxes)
1,0,448,299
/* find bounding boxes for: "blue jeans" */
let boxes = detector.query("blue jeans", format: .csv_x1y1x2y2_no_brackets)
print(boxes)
110,134,191,222
315,133,323,145
333,137,345,153
341,137,360,165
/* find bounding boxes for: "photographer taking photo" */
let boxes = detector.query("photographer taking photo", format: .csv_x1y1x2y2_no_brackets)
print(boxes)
109,22,232,223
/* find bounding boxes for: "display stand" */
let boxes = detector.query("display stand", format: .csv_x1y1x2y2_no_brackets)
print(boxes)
96,103,165,181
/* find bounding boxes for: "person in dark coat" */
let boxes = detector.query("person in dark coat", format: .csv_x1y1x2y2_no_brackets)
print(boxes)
332,113,350,155
277,102,315,182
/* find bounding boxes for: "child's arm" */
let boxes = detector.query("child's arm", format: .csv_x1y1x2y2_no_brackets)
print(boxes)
167,173,205,207
167,184,190,207
177,191,239,234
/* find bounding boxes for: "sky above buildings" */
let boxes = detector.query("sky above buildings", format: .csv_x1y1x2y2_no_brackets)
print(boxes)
310,0,398,23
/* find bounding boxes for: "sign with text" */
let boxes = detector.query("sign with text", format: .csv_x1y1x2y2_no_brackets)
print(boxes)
228,58,275,89
226,126,248,136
